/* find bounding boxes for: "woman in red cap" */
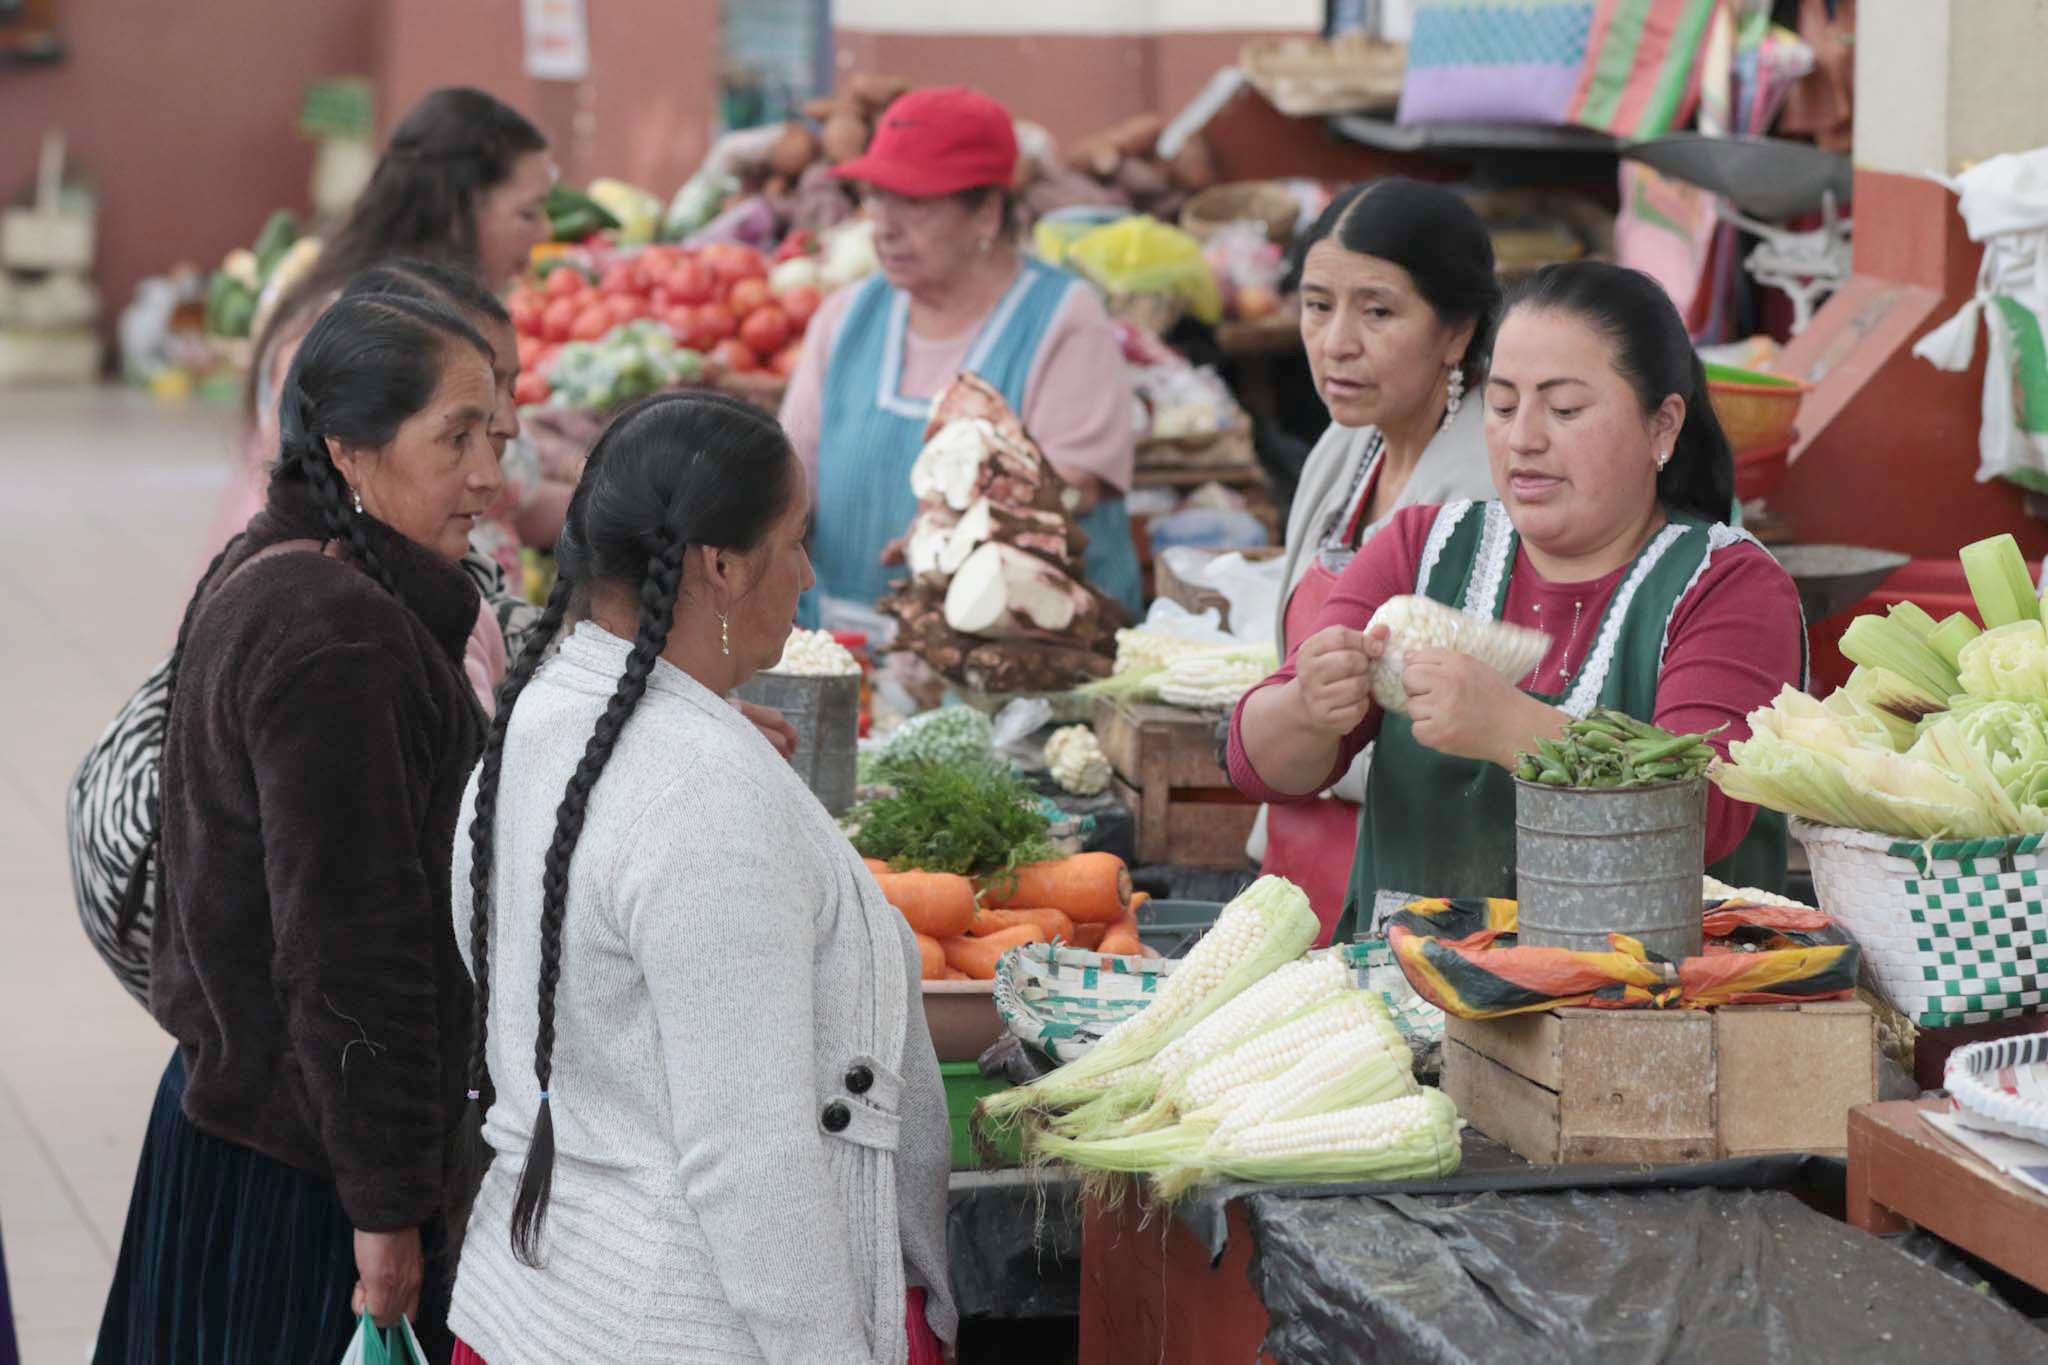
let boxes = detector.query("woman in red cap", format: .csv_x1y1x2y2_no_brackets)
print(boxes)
779,86,1142,625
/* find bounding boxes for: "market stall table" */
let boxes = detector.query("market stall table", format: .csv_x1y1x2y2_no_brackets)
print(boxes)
1079,1133,2048,1363
1847,1098,2048,1295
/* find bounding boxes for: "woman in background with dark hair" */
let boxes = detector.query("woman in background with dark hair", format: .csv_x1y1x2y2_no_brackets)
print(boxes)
1231,261,1806,942
448,392,954,1364
96,294,502,1363
1252,178,1505,942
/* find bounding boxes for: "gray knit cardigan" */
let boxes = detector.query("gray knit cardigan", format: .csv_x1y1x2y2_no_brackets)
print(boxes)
449,623,955,1363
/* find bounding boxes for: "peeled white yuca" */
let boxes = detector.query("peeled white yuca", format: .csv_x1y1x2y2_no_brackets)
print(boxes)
1365,595,1551,713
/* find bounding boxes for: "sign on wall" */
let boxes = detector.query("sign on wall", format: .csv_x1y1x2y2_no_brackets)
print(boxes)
523,0,590,82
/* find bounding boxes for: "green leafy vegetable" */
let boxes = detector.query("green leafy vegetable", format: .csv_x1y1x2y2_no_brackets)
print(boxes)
1513,708,1722,788
849,758,1057,878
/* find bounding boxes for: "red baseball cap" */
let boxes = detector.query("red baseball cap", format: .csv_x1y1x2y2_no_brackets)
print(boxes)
831,87,1018,197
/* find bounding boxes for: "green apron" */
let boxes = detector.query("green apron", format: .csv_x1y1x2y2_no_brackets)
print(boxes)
1336,500,1797,942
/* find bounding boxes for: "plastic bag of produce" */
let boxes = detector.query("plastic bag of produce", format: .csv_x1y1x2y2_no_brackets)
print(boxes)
1063,216,1222,326
1914,148,2048,491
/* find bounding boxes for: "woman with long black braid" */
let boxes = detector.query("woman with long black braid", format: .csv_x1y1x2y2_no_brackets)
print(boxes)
447,392,955,1364
97,293,503,1363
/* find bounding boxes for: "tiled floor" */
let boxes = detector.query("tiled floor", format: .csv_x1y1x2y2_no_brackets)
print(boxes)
0,386,236,1364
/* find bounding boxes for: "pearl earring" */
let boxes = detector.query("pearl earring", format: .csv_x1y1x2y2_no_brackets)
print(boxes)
1441,366,1465,430
1656,448,1672,471
719,613,731,657
351,486,364,515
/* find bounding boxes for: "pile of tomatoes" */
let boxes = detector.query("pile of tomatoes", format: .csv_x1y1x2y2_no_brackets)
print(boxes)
508,242,823,405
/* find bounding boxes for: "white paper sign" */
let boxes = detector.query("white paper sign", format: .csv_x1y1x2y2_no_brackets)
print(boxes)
522,0,589,81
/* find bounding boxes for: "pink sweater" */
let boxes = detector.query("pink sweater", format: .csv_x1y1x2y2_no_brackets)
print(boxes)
1227,505,1805,865
779,270,1135,496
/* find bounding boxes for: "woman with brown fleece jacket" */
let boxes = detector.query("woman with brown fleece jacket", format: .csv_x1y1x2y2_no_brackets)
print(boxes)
95,291,503,1364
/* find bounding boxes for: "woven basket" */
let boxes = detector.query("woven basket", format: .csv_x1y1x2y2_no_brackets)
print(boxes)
992,943,1181,1063
1944,1031,2048,1144
1240,34,1407,118
1793,818,2048,1028
1180,182,1301,246
1706,364,1808,454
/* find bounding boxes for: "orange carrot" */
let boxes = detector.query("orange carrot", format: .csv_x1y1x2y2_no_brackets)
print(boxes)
1097,892,1147,957
942,925,1045,980
1070,922,1108,951
862,857,891,876
915,933,947,980
981,853,1131,923
970,906,1077,945
874,870,978,939
942,967,969,981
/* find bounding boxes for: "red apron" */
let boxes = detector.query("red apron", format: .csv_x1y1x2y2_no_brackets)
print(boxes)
1260,557,1362,947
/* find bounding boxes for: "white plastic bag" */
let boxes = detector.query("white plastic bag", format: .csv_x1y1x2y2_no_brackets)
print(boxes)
337,1313,427,1365
1913,149,2048,491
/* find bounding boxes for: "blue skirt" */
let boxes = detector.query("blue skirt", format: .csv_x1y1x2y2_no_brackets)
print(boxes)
94,1050,453,1364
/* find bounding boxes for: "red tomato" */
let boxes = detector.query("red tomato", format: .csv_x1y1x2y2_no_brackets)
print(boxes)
770,340,804,379
738,305,791,358
712,338,759,373
726,277,771,319
599,262,641,297
514,372,551,406
665,261,715,306
507,288,545,334
776,286,822,329
544,267,587,299
607,295,648,325
648,285,673,312
571,304,614,343
693,302,739,344
705,244,768,288
542,297,578,344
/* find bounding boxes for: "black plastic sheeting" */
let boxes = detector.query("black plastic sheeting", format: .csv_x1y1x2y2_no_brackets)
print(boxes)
946,1172,1082,1320
1243,1187,2048,1365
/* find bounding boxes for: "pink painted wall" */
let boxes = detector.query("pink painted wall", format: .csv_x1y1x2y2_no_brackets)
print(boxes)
0,0,376,334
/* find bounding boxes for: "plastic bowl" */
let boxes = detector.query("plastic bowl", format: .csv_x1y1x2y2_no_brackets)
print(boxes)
1705,362,1808,454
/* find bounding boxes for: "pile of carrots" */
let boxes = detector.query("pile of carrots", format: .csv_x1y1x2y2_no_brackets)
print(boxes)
861,851,1147,981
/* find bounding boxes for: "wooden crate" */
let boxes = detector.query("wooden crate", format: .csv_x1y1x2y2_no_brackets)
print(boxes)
1442,1000,1876,1164
1093,697,1257,868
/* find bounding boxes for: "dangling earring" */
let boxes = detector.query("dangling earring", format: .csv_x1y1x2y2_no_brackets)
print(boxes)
1441,366,1465,430
719,613,731,657
351,486,364,515
1655,448,1672,471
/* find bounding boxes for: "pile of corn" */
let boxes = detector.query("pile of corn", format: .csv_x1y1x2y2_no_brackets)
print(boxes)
977,876,1463,1201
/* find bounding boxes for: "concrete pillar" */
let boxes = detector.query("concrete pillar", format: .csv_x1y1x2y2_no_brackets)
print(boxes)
1856,0,2048,177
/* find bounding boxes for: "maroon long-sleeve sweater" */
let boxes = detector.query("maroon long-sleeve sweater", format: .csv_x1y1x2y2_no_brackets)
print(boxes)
1227,504,1805,866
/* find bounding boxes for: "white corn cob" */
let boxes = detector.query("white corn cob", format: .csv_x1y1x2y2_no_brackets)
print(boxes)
1366,595,1551,714
1209,1024,1418,1138
1215,1090,1457,1158
1176,992,1387,1114
1149,954,1353,1088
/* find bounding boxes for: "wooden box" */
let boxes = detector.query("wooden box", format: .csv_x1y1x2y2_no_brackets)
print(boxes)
1442,1000,1876,1164
1092,697,1257,868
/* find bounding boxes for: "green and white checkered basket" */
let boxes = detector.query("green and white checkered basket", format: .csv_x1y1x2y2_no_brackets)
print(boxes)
1794,818,2048,1028
991,940,1444,1064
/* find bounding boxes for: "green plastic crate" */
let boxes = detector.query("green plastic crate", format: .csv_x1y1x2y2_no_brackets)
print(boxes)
942,1062,1021,1171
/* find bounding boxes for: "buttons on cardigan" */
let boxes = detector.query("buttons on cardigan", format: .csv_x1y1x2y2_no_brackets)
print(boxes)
822,1101,852,1133
845,1064,874,1095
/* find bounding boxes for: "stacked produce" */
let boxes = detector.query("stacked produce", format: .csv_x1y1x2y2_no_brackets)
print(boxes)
881,376,1130,694
1043,725,1112,796
767,627,862,677
975,876,1463,1198
507,240,823,404
1082,626,1278,712
202,211,319,346
1715,533,2048,838
1516,709,1722,788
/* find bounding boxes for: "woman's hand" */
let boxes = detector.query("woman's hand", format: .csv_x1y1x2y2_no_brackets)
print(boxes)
352,1225,422,1329
1402,647,1561,767
1053,467,1104,517
1291,624,1384,738
736,699,800,761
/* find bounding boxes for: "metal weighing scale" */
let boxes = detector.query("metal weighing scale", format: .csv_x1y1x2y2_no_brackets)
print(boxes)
1624,134,1856,334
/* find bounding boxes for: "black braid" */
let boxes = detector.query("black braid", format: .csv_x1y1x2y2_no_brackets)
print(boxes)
458,573,575,1179
114,535,243,940
508,528,687,1266
298,433,403,598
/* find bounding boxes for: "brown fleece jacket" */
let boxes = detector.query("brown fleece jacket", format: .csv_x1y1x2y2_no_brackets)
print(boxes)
151,479,486,1231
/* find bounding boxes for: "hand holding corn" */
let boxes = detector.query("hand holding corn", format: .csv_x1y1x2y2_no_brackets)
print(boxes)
1401,646,1552,767
1291,625,1383,737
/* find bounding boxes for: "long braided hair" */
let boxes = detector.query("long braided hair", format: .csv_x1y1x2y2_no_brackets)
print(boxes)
117,291,492,938
460,391,798,1266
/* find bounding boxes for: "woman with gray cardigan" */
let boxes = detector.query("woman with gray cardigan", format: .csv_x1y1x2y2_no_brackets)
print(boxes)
1249,181,1504,943
448,391,953,1363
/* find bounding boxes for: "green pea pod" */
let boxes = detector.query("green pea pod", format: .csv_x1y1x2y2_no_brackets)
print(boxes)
1517,758,1540,781
1538,762,1571,784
